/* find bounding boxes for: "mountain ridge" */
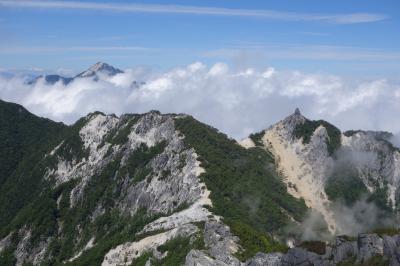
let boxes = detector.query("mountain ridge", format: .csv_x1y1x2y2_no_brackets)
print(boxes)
27,62,124,85
0,100,399,265
241,108,400,235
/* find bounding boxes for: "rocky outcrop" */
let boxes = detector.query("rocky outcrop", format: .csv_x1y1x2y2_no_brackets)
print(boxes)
203,221,241,266
185,250,228,266
242,233,397,266
357,233,384,262
245,252,283,266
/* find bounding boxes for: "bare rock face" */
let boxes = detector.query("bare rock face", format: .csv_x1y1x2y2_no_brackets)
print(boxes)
281,247,325,266
245,252,284,266
203,220,241,266
185,250,229,266
46,111,208,219
357,233,384,262
12,227,51,266
0,233,12,254
383,235,399,258
331,236,357,264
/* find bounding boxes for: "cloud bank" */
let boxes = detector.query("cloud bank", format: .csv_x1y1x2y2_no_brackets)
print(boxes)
1,62,400,139
0,0,387,24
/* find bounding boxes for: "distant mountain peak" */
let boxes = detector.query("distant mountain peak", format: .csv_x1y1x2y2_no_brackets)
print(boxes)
75,62,123,78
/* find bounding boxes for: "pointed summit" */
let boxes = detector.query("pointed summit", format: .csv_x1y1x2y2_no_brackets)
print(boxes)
75,62,123,78
294,108,301,116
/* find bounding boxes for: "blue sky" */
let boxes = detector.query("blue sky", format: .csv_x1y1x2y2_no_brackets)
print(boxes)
1,1,400,138
0,0,399,76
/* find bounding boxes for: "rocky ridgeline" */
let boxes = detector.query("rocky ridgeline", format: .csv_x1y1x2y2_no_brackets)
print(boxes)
243,233,400,266
1,100,400,266
0,110,242,265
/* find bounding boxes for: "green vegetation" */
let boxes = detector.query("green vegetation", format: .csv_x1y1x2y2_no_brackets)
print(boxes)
0,100,66,186
343,130,362,137
338,235,357,242
230,221,288,261
325,160,393,213
293,119,341,155
370,186,391,212
325,165,368,206
50,113,92,163
174,116,307,260
0,247,17,266
0,100,66,230
249,131,265,147
155,234,204,265
372,227,400,237
132,252,152,266
0,233,18,266
62,209,156,266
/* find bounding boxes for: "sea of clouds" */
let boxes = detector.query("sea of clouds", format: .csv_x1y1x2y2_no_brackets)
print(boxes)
1,62,400,140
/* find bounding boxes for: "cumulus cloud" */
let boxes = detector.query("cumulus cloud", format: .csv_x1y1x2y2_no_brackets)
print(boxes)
0,62,400,139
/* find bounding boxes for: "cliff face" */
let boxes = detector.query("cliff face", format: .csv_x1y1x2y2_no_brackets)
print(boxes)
241,109,400,236
260,111,336,232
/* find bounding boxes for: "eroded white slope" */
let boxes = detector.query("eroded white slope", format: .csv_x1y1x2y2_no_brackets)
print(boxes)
102,224,198,266
265,125,335,232
241,112,336,232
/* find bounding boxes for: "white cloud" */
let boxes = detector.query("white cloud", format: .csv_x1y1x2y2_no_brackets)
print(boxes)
208,63,228,76
0,0,387,24
0,62,399,139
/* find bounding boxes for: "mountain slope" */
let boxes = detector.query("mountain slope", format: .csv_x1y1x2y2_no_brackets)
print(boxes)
0,100,66,228
240,109,400,235
0,105,306,266
75,62,123,79
1,102,400,265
